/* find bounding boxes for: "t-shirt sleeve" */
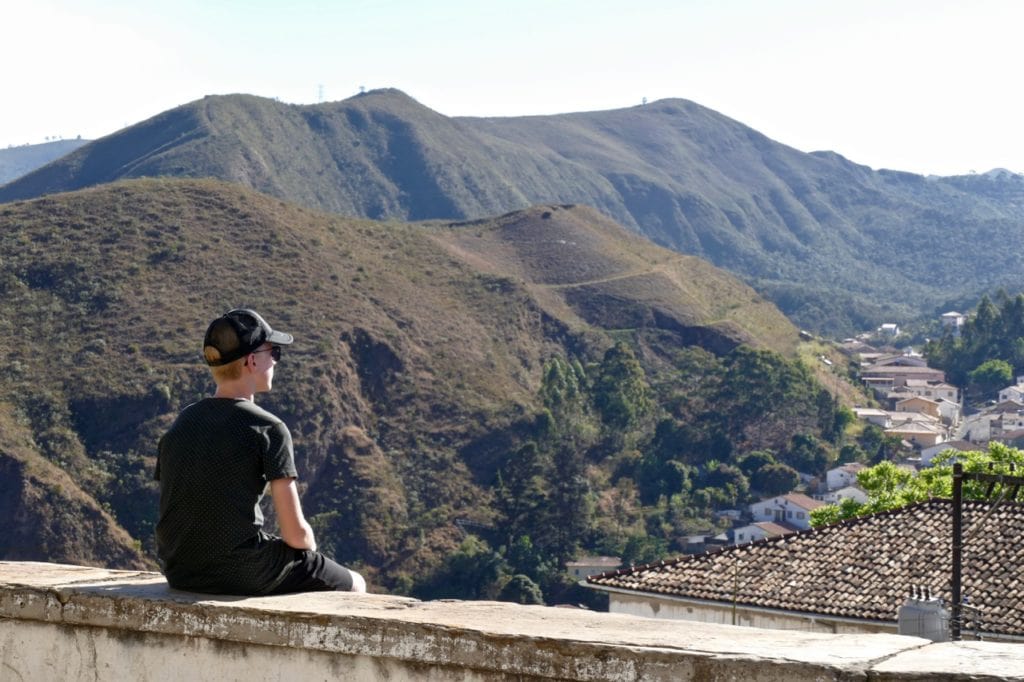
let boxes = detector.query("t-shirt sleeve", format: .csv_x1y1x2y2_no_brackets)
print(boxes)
261,420,298,481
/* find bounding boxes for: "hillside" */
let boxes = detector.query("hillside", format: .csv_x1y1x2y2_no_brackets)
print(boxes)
0,178,825,591
4,90,1024,333
0,139,90,185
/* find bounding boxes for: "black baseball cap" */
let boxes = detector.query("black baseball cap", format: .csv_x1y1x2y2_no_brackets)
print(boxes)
203,308,294,366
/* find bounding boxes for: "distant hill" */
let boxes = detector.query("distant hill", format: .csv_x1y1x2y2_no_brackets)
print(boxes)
0,139,90,185
0,178,810,583
4,90,1024,334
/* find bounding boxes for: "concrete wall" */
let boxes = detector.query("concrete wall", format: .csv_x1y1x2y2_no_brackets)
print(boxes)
609,592,894,636
3,562,1024,681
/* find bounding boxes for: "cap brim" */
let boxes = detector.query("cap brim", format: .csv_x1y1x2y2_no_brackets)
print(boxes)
268,330,294,345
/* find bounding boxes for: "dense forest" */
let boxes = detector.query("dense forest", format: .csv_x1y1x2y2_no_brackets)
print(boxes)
414,341,851,605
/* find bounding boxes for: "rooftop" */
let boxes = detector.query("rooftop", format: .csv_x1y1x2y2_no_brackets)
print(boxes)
589,499,1024,640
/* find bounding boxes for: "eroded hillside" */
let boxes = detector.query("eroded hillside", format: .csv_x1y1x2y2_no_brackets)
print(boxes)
0,179,827,593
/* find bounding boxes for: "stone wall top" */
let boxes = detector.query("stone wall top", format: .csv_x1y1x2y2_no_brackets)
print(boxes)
2,561,1023,681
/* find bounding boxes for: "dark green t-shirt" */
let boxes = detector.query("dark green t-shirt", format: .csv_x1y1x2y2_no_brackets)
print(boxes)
155,397,299,594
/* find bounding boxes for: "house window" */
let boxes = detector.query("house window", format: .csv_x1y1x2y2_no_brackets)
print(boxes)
786,510,793,518
764,507,771,515
797,512,805,519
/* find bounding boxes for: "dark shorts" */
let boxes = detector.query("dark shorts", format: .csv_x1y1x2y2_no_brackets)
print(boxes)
268,548,355,593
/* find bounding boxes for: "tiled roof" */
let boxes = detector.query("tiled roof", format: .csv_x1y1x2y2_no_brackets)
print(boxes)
588,499,1024,638
749,521,794,536
779,493,824,510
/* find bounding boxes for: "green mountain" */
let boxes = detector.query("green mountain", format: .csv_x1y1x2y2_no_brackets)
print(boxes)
1,178,823,590
0,139,91,185
4,90,1024,334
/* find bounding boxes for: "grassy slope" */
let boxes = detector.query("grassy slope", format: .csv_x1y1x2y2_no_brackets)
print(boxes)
0,178,795,578
4,91,1024,333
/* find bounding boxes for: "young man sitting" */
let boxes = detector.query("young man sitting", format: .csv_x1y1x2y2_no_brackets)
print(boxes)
155,308,366,595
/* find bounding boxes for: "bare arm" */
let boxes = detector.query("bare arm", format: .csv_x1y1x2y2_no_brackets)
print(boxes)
270,477,317,551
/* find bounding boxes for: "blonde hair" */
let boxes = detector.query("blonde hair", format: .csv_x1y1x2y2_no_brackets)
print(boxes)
204,346,244,382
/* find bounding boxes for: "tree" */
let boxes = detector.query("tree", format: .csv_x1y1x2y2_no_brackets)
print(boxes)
810,443,1024,527
751,462,800,496
737,450,776,476
783,433,834,475
414,535,507,600
592,342,652,432
968,359,1013,398
494,441,546,546
497,574,545,605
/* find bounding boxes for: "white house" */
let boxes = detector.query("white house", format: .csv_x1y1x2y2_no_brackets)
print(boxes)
853,408,891,427
991,411,1024,439
903,380,958,403
825,463,865,491
728,521,793,545
878,323,900,337
940,312,965,334
566,556,621,580
999,380,1024,404
935,397,961,426
817,485,869,505
748,493,824,531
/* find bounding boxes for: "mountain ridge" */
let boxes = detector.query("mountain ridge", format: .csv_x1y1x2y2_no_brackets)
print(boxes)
5,90,1023,333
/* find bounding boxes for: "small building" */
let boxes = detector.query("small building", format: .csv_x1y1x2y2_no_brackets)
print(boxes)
860,365,946,387
748,493,824,531
825,463,865,491
895,396,941,420
878,323,900,337
853,407,891,427
998,379,1024,404
940,312,965,333
902,380,959,403
884,421,945,449
566,556,621,580
728,521,794,545
816,485,869,505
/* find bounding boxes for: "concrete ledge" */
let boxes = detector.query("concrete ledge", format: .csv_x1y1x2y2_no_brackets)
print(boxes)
2,561,1023,681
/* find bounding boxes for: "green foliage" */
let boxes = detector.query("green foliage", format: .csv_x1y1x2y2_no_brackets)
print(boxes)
737,450,776,476
810,443,1024,527
783,433,835,475
926,291,1024,393
968,359,1014,398
751,462,801,496
497,574,545,605
593,342,653,433
620,533,669,566
414,536,507,601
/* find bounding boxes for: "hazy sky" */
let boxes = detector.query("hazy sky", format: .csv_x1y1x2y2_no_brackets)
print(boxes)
5,0,1023,176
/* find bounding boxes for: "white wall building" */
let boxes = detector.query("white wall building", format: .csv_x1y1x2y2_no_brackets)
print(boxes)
748,494,823,531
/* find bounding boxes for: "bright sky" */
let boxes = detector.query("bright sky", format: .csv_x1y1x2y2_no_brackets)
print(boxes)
4,0,1023,176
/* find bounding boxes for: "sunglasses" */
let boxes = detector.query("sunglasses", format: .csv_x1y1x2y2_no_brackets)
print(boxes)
251,345,282,362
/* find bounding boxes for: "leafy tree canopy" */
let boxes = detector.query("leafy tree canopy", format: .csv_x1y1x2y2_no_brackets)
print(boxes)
810,443,1024,527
